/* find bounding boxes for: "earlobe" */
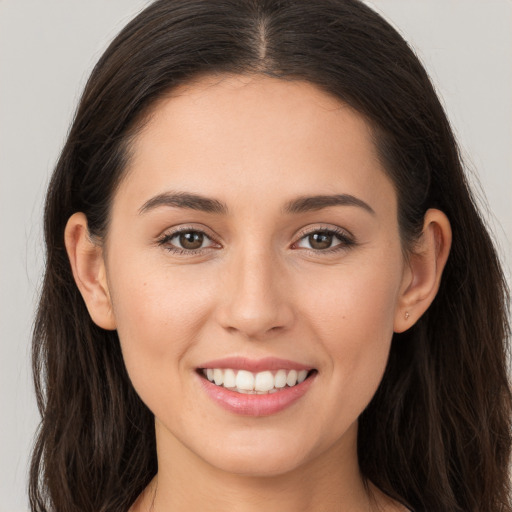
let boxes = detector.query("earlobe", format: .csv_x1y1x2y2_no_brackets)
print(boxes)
394,209,452,333
64,212,117,330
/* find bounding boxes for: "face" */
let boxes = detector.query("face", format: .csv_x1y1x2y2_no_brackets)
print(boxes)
103,74,409,477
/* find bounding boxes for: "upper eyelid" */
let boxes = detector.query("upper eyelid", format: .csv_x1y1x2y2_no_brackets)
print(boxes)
294,224,354,240
158,224,218,240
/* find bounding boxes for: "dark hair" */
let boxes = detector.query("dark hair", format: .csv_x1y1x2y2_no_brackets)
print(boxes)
30,1,511,511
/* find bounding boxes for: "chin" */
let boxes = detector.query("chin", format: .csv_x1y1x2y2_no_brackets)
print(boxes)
209,452,305,478
196,436,312,477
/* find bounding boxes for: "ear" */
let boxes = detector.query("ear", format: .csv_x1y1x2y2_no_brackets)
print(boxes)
394,208,452,333
64,212,117,330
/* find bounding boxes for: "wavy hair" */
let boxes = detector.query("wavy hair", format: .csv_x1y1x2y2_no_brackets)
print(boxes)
30,1,511,511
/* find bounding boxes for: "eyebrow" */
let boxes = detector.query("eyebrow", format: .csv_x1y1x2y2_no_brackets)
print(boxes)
138,191,375,216
283,194,375,215
139,191,228,215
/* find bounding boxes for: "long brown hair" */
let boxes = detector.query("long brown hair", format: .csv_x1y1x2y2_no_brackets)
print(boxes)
30,1,511,511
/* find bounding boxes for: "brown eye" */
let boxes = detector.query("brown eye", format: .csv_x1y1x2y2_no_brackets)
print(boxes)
308,232,333,250
177,231,204,250
159,227,219,254
295,228,354,252
159,229,216,253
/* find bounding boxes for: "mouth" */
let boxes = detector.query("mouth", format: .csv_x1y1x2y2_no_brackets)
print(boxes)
198,367,317,395
196,356,318,416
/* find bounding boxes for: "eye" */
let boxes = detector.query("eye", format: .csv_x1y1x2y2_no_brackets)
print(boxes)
294,228,354,251
158,228,218,253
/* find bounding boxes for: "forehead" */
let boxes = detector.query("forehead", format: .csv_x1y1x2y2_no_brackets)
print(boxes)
118,74,394,214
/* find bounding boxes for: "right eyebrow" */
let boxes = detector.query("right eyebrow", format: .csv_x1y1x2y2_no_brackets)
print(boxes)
138,191,228,215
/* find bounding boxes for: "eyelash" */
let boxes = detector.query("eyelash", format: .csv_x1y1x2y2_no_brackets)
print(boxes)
156,226,356,255
157,226,219,255
293,226,356,254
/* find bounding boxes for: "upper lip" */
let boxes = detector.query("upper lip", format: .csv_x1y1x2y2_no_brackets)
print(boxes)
198,356,315,373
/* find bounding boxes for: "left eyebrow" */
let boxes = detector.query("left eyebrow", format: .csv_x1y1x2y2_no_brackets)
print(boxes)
283,194,376,215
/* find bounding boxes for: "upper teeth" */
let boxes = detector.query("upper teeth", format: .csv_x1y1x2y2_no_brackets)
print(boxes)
203,368,309,393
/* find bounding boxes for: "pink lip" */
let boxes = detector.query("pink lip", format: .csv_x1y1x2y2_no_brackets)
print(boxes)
198,356,314,373
196,369,317,417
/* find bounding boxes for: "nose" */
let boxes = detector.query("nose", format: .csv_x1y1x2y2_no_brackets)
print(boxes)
216,246,295,340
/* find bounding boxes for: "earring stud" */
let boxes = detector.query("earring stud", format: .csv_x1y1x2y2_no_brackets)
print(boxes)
405,311,410,320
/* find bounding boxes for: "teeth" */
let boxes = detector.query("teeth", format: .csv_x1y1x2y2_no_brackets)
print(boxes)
274,369,287,388
297,370,308,383
236,370,255,390
202,368,311,393
223,369,236,388
286,369,298,387
213,368,224,386
254,371,274,392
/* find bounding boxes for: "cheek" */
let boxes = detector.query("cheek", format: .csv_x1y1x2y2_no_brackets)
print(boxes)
301,253,402,339
107,259,218,398
297,255,402,411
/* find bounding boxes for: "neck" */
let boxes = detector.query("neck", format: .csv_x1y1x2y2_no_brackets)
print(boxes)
132,420,393,512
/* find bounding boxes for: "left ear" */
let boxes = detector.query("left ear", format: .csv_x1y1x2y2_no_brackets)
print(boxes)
394,208,452,333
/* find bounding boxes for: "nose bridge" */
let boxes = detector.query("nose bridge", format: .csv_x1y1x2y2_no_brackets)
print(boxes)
218,240,293,339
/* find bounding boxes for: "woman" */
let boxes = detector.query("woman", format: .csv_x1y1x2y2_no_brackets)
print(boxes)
29,1,511,511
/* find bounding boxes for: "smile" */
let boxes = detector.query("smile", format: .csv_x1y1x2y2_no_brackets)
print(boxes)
201,368,311,394
196,358,318,416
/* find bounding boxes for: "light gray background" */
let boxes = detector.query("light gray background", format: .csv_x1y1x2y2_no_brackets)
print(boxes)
1,1,511,511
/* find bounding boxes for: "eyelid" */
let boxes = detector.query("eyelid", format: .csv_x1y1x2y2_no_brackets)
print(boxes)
156,222,220,239
291,224,356,251
155,223,355,255
156,224,222,253
293,224,354,241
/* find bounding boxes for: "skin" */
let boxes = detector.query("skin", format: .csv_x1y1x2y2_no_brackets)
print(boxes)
65,74,451,511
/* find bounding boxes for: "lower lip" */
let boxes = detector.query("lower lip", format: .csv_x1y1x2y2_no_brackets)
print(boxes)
197,371,317,417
